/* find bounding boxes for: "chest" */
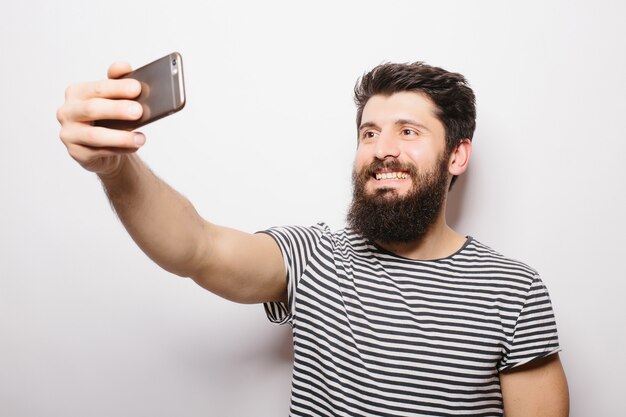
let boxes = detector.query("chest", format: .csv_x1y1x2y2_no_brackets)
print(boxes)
293,252,513,373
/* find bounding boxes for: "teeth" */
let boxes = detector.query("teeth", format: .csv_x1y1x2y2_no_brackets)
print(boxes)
375,172,408,180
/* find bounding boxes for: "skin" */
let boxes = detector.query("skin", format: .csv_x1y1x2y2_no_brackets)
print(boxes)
57,62,287,304
501,354,570,416
57,68,569,415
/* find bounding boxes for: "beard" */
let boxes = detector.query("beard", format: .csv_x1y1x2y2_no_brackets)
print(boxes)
347,154,450,244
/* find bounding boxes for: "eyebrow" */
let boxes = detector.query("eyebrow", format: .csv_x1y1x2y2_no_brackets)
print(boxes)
358,121,378,132
358,119,431,133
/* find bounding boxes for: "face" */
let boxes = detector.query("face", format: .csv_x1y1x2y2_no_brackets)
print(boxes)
354,91,449,198
347,92,452,243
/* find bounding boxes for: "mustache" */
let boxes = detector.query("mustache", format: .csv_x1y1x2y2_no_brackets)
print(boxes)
361,159,419,178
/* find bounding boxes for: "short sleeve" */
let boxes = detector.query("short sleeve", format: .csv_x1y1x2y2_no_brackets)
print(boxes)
498,275,561,371
258,223,327,326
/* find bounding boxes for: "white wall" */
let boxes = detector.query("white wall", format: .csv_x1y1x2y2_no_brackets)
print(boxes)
1,1,624,415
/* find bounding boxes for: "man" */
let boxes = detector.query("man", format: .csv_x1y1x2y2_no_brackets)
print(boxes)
57,61,569,416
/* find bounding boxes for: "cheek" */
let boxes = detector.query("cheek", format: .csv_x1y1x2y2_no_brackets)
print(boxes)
354,146,371,171
404,144,439,168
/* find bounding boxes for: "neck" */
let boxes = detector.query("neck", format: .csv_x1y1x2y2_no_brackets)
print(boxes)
375,207,466,261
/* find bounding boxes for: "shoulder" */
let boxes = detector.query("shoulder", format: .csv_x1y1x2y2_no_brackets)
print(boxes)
258,222,338,256
264,224,368,244
261,222,331,241
263,225,376,260
460,237,539,285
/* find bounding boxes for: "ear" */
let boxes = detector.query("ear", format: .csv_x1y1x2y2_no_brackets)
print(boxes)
448,139,472,176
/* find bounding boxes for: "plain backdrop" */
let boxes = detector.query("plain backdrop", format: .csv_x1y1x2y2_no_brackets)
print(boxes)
1,1,625,416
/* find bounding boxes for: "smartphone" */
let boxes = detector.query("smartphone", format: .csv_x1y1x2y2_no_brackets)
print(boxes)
95,52,186,130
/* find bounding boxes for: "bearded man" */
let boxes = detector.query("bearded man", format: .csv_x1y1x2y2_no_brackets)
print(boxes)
57,61,569,416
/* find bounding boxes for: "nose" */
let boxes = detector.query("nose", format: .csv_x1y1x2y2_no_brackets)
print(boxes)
374,131,400,160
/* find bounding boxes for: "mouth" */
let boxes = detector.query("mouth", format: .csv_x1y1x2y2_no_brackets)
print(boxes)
373,171,410,180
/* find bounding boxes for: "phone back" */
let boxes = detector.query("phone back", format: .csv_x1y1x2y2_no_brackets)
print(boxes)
96,52,185,131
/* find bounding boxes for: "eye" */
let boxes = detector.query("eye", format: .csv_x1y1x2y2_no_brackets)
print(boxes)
360,130,378,141
401,128,417,136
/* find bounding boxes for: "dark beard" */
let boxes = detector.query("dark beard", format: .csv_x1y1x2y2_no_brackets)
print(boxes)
347,154,450,244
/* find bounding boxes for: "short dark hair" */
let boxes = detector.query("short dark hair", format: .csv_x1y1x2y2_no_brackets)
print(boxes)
354,62,476,187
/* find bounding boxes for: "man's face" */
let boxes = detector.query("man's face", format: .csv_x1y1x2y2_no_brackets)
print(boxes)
354,91,449,198
348,92,452,243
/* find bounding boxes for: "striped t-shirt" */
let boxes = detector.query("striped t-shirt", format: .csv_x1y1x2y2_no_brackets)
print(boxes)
262,223,561,417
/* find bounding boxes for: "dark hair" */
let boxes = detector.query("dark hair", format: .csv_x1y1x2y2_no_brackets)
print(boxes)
354,62,476,187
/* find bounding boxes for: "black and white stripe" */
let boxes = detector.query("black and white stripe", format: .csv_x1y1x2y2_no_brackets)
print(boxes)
262,223,560,417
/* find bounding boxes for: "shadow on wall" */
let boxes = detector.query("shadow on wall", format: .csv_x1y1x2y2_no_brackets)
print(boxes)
177,322,294,376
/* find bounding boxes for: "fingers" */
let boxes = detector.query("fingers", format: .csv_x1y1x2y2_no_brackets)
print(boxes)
59,61,141,127
58,97,143,124
108,61,133,79
60,123,145,149
61,124,146,170
57,61,147,175
65,78,141,101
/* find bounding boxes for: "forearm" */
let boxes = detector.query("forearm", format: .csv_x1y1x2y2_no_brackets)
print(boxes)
99,154,206,277
58,65,286,301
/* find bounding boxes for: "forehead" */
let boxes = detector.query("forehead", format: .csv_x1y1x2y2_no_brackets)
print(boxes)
361,91,441,128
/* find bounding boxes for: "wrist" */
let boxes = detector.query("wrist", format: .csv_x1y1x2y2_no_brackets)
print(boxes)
97,155,131,184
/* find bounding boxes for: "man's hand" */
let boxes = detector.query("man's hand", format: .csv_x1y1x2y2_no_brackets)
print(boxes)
56,62,144,177
500,354,569,417
55,63,287,305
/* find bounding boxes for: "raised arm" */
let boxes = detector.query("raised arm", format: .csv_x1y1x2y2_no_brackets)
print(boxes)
57,62,286,304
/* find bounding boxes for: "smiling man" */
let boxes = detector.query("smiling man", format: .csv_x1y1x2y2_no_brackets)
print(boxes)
349,90,462,251
57,61,569,416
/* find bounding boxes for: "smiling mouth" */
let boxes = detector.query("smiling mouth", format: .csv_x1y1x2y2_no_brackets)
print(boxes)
374,171,409,180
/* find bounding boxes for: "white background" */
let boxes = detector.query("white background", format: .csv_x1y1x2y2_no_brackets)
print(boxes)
1,1,625,416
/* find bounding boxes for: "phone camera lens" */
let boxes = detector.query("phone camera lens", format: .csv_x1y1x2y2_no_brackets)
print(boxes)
172,58,177,66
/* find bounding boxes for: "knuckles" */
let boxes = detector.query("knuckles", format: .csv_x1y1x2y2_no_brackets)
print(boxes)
60,79,138,126
58,124,75,147
83,99,100,120
92,80,106,98
58,76,140,166
56,106,67,124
